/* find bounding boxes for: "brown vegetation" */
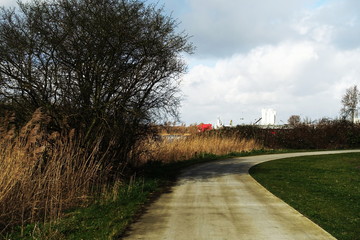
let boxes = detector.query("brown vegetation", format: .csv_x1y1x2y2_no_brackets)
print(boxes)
0,110,262,235
4,109,360,236
0,110,111,234
217,122,360,149
135,134,263,164
157,124,199,135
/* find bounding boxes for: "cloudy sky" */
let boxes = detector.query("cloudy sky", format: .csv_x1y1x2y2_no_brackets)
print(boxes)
155,0,360,125
1,0,360,125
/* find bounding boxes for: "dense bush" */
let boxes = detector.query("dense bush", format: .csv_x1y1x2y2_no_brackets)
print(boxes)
212,120,360,150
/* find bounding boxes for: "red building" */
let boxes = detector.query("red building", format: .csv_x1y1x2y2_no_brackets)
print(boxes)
197,123,213,132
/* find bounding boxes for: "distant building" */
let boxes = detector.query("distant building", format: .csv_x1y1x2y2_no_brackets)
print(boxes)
197,123,212,132
261,109,276,125
215,117,223,129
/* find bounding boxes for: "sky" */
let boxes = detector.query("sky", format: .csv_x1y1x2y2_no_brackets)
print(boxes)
1,0,360,126
156,0,360,125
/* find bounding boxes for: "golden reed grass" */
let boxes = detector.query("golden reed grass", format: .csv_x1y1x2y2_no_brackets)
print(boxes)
0,109,110,234
0,109,263,235
135,134,263,164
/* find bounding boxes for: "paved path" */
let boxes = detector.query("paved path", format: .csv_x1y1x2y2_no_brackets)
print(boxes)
122,150,360,240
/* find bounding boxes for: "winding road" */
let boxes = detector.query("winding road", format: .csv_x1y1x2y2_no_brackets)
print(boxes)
123,150,360,240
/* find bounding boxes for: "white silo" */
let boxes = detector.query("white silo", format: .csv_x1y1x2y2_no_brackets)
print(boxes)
261,109,276,125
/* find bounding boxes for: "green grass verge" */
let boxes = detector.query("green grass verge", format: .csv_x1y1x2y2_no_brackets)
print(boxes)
249,152,360,240
6,179,160,240
5,149,293,240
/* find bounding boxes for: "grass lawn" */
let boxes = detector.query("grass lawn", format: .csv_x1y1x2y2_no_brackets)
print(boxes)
249,152,360,240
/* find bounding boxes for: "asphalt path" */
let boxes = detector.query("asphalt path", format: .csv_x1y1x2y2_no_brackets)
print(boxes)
122,150,360,240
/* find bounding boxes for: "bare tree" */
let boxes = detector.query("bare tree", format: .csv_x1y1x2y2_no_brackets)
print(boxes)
317,117,332,125
288,115,301,126
341,85,359,122
0,0,194,167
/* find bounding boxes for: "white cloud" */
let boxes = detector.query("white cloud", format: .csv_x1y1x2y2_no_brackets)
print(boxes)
293,12,335,44
181,0,315,57
292,0,360,49
168,0,360,59
180,40,360,125
174,0,360,125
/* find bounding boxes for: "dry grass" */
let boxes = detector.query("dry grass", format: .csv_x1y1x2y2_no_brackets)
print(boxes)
157,124,199,135
0,109,262,236
0,109,110,235
136,134,263,164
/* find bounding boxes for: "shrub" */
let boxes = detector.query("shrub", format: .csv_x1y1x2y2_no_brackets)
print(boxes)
219,121,360,150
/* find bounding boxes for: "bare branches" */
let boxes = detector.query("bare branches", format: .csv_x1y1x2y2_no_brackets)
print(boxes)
0,0,193,166
341,85,359,122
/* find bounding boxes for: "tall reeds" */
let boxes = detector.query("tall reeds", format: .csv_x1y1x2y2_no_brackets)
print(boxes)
0,109,263,235
135,134,263,164
0,109,110,234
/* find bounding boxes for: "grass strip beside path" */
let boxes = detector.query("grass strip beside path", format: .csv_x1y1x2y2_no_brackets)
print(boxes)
249,152,360,240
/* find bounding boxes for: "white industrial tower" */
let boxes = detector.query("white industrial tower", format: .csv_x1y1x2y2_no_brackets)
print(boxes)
261,109,276,125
